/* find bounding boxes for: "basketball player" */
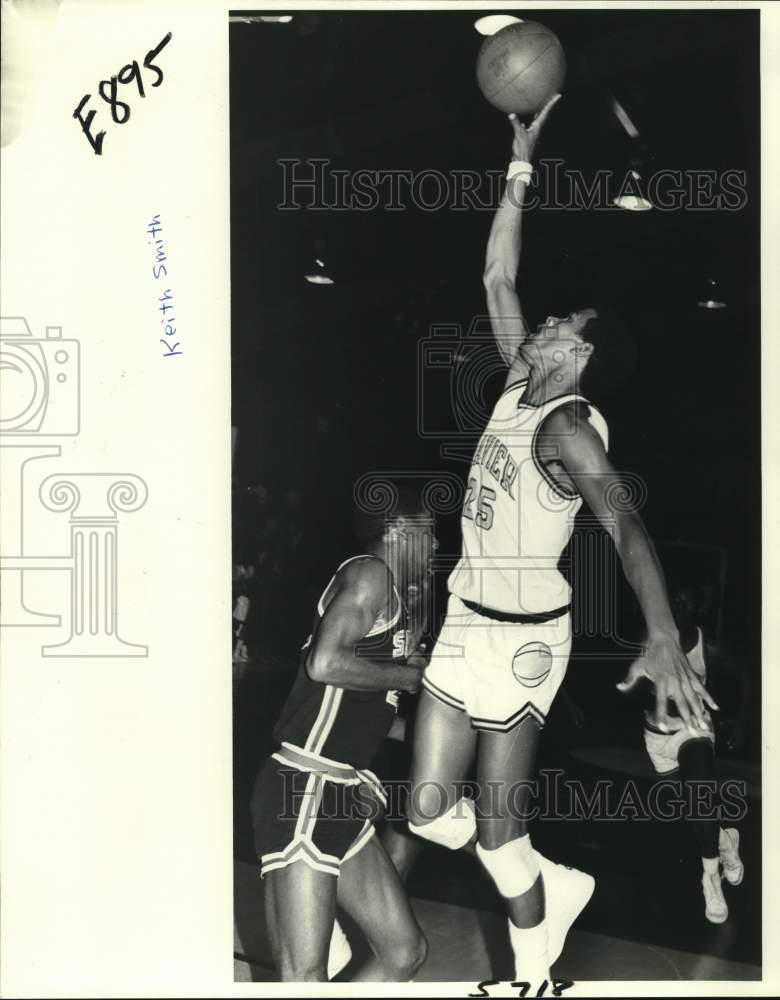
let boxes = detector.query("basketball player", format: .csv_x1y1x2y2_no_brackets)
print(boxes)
634,583,745,923
251,497,435,981
404,99,718,981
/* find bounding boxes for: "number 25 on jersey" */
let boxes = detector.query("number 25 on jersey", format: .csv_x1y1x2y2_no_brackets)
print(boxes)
463,477,495,530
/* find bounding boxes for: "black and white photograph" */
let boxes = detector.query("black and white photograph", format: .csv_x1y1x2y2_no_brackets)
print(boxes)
230,5,762,988
1,2,777,997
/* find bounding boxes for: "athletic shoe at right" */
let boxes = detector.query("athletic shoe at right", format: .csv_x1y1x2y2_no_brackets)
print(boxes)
702,872,728,924
719,827,744,886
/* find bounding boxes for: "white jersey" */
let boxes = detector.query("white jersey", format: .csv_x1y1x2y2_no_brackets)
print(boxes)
448,379,609,615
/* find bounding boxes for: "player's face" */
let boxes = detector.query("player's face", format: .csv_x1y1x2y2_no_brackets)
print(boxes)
524,308,597,367
671,587,698,625
536,308,596,339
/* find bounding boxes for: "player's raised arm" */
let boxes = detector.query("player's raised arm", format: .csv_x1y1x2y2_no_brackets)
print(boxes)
483,95,560,379
306,560,423,693
540,402,719,732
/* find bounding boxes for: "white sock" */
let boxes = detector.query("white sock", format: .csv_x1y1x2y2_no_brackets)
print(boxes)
507,917,549,982
703,856,719,876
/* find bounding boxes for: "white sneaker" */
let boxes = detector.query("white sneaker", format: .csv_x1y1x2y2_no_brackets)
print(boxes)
702,872,728,924
535,852,595,965
327,919,352,980
719,827,744,886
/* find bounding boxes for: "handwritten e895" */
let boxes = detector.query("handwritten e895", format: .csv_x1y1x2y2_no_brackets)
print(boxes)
73,32,172,156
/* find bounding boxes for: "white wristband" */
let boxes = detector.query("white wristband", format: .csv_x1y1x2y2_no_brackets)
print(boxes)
506,159,533,183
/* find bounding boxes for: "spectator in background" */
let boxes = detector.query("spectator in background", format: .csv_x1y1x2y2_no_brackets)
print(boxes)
625,582,749,924
232,481,277,660
247,483,318,658
274,488,318,650
233,563,255,666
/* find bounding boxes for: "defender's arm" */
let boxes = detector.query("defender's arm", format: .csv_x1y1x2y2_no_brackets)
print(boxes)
306,561,423,693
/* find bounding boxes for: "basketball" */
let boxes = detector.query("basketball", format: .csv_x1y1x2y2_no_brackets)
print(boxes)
476,21,566,116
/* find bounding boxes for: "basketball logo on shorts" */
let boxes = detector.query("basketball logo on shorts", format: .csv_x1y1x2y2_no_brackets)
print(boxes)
512,642,552,688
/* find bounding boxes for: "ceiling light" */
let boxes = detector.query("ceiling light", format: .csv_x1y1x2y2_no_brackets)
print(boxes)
613,170,652,211
697,279,727,309
305,257,334,285
474,15,523,36
610,96,640,139
229,15,293,24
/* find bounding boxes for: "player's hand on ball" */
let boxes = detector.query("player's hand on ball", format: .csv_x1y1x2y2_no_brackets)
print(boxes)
617,634,718,732
508,92,561,162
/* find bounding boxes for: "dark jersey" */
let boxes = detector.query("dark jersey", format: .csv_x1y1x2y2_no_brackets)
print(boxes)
272,555,411,770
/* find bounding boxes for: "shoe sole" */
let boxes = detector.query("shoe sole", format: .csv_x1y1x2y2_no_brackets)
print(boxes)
705,908,728,924
723,868,744,887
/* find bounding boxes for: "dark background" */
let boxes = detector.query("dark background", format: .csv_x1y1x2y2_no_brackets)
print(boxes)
230,6,760,691
229,9,761,972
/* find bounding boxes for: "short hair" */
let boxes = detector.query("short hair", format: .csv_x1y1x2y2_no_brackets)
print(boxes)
352,485,427,549
578,306,637,400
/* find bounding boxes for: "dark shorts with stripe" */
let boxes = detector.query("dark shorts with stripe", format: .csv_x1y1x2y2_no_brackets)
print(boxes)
251,744,386,878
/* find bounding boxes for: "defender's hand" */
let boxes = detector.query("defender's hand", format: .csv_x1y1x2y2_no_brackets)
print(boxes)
403,653,427,694
618,635,719,731
508,93,561,162
406,579,431,652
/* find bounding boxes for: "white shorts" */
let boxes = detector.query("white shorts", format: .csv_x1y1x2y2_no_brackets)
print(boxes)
643,716,715,774
422,594,572,732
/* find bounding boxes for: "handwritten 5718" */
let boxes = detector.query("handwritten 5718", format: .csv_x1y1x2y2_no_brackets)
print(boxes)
470,980,575,998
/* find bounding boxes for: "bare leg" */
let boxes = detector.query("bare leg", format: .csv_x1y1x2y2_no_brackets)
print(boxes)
382,821,425,882
337,833,428,981
263,862,336,981
407,690,478,826
476,717,545,927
